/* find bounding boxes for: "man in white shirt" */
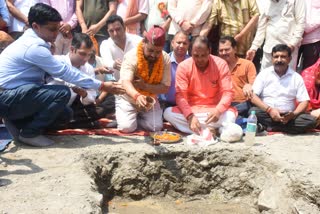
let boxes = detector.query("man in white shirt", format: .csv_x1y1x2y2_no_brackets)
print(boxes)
246,0,305,71
250,44,316,134
48,33,106,129
100,15,142,81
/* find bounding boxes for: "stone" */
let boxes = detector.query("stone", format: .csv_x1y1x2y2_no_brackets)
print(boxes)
258,188,278,211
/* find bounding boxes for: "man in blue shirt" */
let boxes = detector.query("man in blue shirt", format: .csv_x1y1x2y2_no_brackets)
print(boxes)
0,3,125,147
158,31,190,109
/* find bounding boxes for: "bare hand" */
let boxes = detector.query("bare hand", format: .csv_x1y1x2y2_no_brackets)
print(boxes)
101,82,126,95
86,24,99,35
243,84,254,99
205,108,221,124
113,59,122,71
59,23,71,34
133,77,147,91
188,114,201,135
135,94,148,108
181,21,194,34
72,86,87,98
280,112,295,124
246,49,256,61
95,66,114,74
268,108,283,122
287,44,295,52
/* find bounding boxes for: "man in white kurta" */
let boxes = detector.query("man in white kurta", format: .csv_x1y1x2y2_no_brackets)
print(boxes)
246,0,305,70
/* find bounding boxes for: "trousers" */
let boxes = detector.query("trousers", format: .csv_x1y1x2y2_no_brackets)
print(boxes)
0,84,71,137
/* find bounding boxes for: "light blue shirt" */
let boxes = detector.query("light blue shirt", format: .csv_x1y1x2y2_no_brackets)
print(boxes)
0,0,9,25
159,52,189,106
0,29,101,90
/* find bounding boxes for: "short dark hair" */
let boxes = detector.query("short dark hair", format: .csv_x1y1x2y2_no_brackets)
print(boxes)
28,3,62,28
191,36,211,50
219,36,237,48
106,15,124,29
71,33,93,49
272,44,292,57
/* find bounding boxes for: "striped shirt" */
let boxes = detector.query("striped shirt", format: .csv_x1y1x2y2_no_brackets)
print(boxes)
204,0,259,56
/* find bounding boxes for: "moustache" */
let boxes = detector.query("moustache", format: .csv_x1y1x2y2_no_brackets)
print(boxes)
275,62,285,66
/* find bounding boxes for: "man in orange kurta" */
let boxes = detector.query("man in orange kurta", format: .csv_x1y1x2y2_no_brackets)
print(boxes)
218,36,256,118
164,36,236,134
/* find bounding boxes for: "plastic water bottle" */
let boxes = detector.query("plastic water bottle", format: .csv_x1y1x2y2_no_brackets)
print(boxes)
244,111,257,146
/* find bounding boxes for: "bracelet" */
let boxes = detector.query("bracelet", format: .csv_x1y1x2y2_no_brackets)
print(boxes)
266,106,272,113
133,93,141,101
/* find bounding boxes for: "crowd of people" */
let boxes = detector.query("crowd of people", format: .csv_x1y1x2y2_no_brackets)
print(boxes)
0,0,319,147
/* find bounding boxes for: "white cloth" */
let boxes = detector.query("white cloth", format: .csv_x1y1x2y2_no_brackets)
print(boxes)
145,0,168,31
168,0,213,36
250,0,305,69
48,54,97,106
116,0,149,35
302,0,320,45
54,33,72,55
8,0,39,32
253,66,310,113
100,33,142,81
115,96,163,133
163,107,236,134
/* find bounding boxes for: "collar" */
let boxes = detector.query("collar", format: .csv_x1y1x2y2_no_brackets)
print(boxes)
169,51,189,64
272,66,294,78
26,29,50,48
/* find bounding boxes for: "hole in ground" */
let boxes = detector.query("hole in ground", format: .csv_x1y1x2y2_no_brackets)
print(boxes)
85,148,275,213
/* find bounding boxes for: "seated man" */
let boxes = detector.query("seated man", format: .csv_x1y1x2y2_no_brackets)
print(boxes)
164,36,236,135
116,25,171,133
250,44,317,134
98,15,142,111
158,31,190,109
0,3,125,147
218,36,256,118
47,33,106,129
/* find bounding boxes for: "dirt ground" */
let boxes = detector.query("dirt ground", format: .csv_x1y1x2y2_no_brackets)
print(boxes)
0,133,319,214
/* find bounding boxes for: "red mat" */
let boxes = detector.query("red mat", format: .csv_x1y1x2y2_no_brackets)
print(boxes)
48,119,183,137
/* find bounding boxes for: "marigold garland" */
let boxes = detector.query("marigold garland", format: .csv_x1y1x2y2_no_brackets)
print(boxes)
136,41,164,96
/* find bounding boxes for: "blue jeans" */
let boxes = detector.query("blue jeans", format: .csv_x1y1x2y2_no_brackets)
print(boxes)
0,84,71,137
231,101,251,118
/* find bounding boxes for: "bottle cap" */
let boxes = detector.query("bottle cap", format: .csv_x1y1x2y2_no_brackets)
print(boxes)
251,111,256,115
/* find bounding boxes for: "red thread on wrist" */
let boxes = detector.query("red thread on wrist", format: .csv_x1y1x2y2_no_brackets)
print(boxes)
266,106,272,113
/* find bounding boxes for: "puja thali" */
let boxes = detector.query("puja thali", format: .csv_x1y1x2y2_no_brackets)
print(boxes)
150,131,182,144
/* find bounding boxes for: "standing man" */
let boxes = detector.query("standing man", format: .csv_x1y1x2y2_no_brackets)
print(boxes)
218,36,256,118
250,44,316,134
246,0,305,70
299,0,320,70
116,0,149,35
0,3,124,147
116,25,171,133
159,31,190,108
41,0,78,54
168,0,213,39
200,0,260,58
164,36,236,135
75,0,117,45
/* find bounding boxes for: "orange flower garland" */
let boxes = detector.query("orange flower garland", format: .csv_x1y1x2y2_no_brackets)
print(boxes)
136,41,164,96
